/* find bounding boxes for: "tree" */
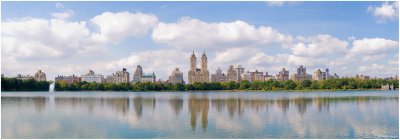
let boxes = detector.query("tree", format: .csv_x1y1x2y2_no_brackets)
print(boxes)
239,80,251,90
301,80,312,89
283,80,297,90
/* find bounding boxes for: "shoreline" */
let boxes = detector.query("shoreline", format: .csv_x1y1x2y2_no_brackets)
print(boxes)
2,89,397,93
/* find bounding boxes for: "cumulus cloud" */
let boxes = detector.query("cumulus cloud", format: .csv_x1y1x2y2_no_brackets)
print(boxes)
291,35,349,57
2,18,92,60
91,12,158,44
152,17,292,51
368,1,399,23
91,50,188,80
348,38,398,56
358,64,385,73
52,9,74,20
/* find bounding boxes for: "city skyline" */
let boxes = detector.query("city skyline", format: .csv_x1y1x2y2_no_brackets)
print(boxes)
2,1,399,81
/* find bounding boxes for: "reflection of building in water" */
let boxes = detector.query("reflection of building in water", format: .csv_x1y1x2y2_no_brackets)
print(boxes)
212,98,275,118
133,96,156,119
169,98,183,116
188,95,209,131
106,98,129,116
313,98,330,112
276,99,290,113
32,97,47,113
293,98,312,115
211,99,226,113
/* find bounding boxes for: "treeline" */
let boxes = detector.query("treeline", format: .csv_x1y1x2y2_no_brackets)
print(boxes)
54,78,399,91
1,77,51,91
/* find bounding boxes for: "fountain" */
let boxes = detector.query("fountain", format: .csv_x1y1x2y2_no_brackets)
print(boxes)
49,82,55,92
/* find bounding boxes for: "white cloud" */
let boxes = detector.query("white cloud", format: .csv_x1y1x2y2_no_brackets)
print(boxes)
287,55,328,68
368,1,399,23
349,38,398,56
52,9,74,20
55,2,64,8
91,12,158,44
267,1,285,7
358,64,385,73
92,50,188,80
266,1,301,7
152,17,292,51
290,34,349,57
2,18,93,60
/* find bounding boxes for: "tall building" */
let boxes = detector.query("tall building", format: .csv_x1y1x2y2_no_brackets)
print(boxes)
81,70,104,83
132,65,156,83
106,68,130,83
34,70,46,81
235,65,245,82
241,71,252,81
211,67,227,82
250,70,264,82
276,68,289,81
226,65,237,82
169,68,184,84
188,52,210,84
291,65,311,82
55,75,80,84
313,69,330,81
133,65,143,83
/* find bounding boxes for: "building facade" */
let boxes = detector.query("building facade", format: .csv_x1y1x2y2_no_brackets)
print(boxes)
81,70,104,83
34,70,46,81
235,65,245,82
312,68,330,81
211,67,227,82
132,65,156,83
141,73,156,83
132,65,143,83
169,68,184,84
106,68,130,83
276,68,289,81
250,70,264,82
55,75,80,84
188,52,210,84
226,65,237,82
291,65,311,82
16,74,33,80
241,71,252,81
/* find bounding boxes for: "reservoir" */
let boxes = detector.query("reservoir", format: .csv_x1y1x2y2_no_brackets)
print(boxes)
1,90,398,138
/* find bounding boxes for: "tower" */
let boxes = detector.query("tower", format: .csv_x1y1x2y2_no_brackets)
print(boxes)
201,52,207,71
190,52,196,71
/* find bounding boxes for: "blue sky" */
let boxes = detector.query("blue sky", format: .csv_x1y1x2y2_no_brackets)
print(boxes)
1,1,399,80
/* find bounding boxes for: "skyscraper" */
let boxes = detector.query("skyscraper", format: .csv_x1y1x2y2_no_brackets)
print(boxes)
188,52,210,84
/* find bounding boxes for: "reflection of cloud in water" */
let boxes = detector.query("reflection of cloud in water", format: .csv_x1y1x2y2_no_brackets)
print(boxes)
1,91,398,138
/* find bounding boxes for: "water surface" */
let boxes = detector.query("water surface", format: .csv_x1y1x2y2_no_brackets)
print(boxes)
1,91,398,138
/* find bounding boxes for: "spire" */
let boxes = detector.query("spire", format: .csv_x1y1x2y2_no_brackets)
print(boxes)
202,51,206,56
191,51,195,56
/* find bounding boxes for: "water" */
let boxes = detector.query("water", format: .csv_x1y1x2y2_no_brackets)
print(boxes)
1,91,398,139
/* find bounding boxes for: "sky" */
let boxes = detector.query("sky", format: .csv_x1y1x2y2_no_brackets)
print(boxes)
1,1,399,81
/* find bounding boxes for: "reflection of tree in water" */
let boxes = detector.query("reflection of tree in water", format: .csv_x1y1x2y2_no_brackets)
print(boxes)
188,94,209,131
133,96,156,119
169,97,183,116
